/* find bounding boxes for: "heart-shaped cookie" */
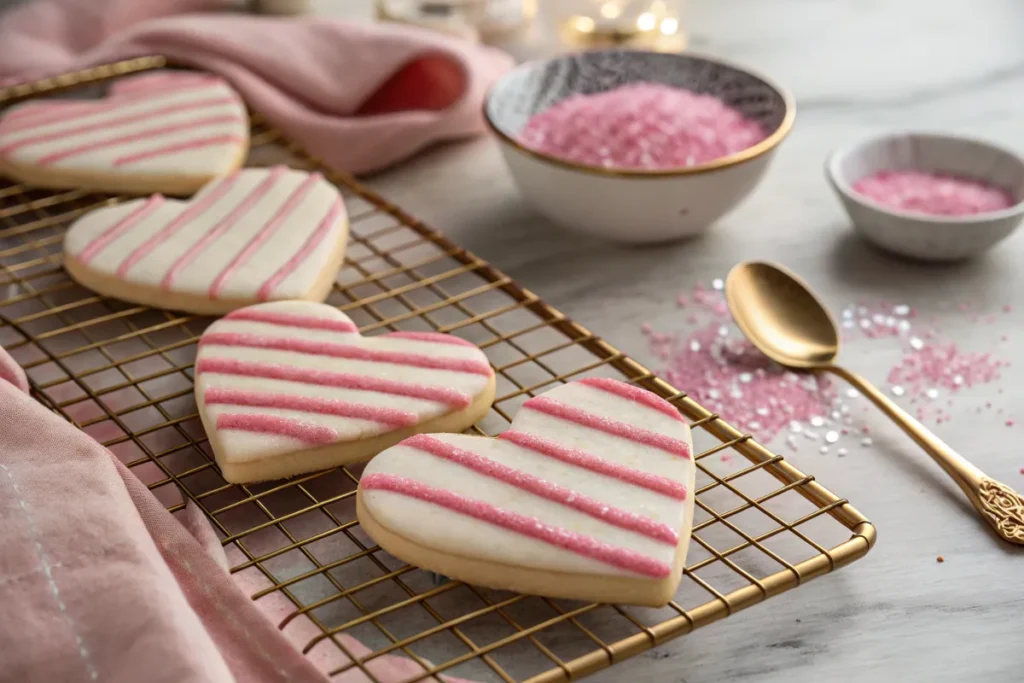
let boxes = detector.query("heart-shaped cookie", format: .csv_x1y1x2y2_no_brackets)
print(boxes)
0,70,249,195
63,166,349,314
195,300,496,483
357,378,695,607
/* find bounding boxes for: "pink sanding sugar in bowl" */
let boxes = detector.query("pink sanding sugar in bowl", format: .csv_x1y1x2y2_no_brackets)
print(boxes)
517,83,768,170
852,170,1015,216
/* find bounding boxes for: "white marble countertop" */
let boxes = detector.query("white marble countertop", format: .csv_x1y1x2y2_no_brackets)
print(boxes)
325,1,1024,681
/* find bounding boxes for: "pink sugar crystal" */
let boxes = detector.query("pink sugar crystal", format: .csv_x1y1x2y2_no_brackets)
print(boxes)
853,170,1015,216
518,83,768,170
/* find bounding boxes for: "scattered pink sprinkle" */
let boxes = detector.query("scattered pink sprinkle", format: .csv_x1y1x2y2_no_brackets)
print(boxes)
853,170,1015,216
1019,468,1024,475
1006,419,1015,427
1004,305,1013,313
862,426,871,434
518,83,768,170
641,323,653,334
676,294,688,308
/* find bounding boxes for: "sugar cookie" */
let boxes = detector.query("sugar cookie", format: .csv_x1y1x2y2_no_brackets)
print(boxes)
195,301,496,483
63,166,349,314
357,378,695,607
0,71,249,195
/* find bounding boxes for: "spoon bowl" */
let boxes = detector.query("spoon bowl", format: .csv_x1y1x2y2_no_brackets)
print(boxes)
724,262,839,369
725,260,1024,546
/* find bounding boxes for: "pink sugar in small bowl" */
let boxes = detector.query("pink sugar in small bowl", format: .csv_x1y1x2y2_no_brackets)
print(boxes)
826,132,1024,261
484,49,795,243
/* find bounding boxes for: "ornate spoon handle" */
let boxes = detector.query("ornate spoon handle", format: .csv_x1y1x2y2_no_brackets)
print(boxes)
827,365,1024,545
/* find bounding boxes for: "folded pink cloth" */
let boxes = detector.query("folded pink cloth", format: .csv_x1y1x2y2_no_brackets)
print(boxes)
0,0,514,174
0,342,470,682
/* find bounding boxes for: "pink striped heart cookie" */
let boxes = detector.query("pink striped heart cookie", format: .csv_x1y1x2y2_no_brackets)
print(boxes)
0,70,248,195
195,301,496,483
63,166,349,314
357,378,695,606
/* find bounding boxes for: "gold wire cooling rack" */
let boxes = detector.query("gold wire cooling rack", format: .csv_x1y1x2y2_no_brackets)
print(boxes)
0,57,874,683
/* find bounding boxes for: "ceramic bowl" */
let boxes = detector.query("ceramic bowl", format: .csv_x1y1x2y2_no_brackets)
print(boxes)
484,49,795,244
826,133,1024,261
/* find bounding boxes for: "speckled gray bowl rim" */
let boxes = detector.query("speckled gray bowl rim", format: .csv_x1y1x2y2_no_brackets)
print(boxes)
483,48,796,178
825,131,1024,224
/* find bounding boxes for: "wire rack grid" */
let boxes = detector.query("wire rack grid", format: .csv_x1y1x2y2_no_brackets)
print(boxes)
0,58,874,683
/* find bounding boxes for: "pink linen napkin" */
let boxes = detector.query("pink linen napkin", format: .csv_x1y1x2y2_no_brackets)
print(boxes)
0,0,514,175
0,341,470,682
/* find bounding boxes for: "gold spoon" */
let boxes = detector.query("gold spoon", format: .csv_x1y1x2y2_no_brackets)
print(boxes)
724,260,1024,545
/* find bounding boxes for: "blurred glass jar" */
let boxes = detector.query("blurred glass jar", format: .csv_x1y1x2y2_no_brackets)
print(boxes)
376,0,537,42
552,0,685,50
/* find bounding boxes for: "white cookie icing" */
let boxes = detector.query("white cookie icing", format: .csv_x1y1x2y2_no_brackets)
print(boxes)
360,378,695,579
63,166,347,302
194,300,494,465
0,71,248,175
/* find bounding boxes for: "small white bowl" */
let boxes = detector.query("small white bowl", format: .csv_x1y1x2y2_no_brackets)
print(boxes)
826,133,1024,261
484,49,795,244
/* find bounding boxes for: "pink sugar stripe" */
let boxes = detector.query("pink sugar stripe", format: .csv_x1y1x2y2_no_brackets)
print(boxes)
524,397,691,458
36,114,242,166
405,435,678,545
384,331,476,348
225,307,357,333
113,133,245,167
498,430,687,500
199,332,493,376
115,75,221,92
161,167,285,289
195,358,472,407
77,195,165,264
257,201,344,300
216,413,337,445
1,101,123,134
0,97,237,153
580,377,685,423
208,173,321,298
361,473,671,578
116,173,243,277
205,387,417,427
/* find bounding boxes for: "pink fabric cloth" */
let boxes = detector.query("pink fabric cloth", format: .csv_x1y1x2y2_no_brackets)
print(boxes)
0,0,514,174
0,355,467,682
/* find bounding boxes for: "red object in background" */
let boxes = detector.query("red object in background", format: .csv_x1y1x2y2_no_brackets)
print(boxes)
357,53,467,115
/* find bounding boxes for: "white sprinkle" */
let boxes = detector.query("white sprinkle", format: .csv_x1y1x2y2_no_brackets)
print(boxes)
910,337,924,350
739,372,753,383
898,320,912,333
690,340,701,352
786,435,799,447
718,326,729,337
846,388,859,399
872,314,885,324
803,430,819,441
893,304,911,316
843,416,854,426
840,404,850,414
756,407,769,416
748,421,761,430
810,416,825,427
891,385,905,397
843,308,854,319
831,410,841,420
820,446,829,454
708,388,721,399
790,420,803,433
953,375,964,386
859,319,871,329
712,278,724,290
885,316,897,327
926,388,939,399
730,388,743,399
843,320,854,329
861,437,873,447
837,447,848,456
825,430,839,444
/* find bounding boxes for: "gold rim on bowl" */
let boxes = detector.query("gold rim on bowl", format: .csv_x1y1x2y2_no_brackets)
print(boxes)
483,50,797,178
